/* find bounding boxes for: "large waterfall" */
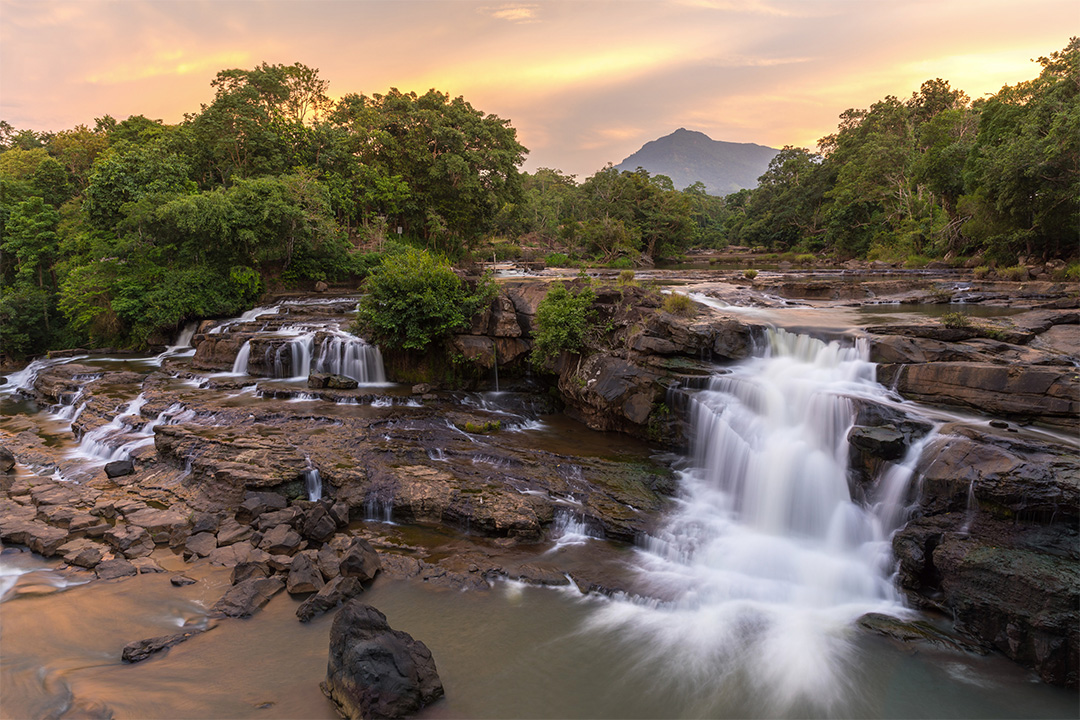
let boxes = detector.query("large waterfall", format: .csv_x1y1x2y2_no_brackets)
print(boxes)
590,329,920,715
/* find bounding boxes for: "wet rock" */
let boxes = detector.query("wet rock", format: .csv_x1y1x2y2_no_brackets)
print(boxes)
170,574,197,587
301,504,337,543
104,524,154,559
184,531,217,559
95,558,138,580
0,446,15,473
207,541,271,567
216,517,253,546
123,627,209,663
317,544,341,580
232,561,271,585
259,524,303,555
339,538,381,582
286,552,325,594
131,557,167,574
296,576,364,622
327,375,360,390
210,577,285,618
254,506,302,531
126,508,190,538
58,538,106,568
848,425,907,461
104,460,135,478
321,600,444,719
309,372,332,388
237,491,288,524
0,518,70,557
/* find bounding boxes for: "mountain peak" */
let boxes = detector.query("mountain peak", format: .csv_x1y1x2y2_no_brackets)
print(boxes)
614,130,778,195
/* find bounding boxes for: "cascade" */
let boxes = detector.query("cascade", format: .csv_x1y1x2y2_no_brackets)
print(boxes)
313,334,386,383
231,341,252,375
590,329,917,714
303,465,323,502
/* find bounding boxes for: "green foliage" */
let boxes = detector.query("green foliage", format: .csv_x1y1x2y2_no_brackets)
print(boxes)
744,268,758,279
609,256,634,269
545,252,571,266
972,265,992,279
940,311,971,329
1052,262,1080,281
662,292,693,316
461,420,502,434
998,265,1030,281
530,282,596,364
616,269,637,286
353,248,495,351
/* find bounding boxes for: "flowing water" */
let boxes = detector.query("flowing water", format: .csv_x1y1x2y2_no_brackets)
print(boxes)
1,303,1075,718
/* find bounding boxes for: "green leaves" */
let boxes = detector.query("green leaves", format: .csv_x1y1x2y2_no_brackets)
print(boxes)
353,248,495,352
530,282,596,365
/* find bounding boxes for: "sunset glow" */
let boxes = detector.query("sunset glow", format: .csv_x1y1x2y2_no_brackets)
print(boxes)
1,0,1073,177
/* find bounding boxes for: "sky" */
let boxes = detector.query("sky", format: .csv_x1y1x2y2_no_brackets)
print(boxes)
1,0,1075,179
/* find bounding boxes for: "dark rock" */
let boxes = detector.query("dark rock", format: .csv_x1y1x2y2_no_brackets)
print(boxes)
296,576,364,622
301,504,338,543
123,627,209,663
104,460,135,478
327,375,359,390
184,531,217,558
309,372,331,388
210,577,285,618
58,538,106,568
321,600,444,719
317,544,341,580
216,517,253,546
330,502,351,528
0,446,15,473
131,557,167,574
170,574,197,587
848,425,907,461
254,506,302,531
259,524,303,555
95,558,138,580
286,552,325,594
0,517,71,557
125,508,190,537
189,512,221,535
237,491,288,524
104,524,155,558
339,539,381,582
232,561,271,585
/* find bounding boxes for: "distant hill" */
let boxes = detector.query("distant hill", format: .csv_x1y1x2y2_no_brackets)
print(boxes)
613,128,778,195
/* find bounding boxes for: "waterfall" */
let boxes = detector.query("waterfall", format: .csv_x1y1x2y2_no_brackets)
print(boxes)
72,397,195,464
589,329,915,714
303,466,323,502
231,341,252,375
313,334,386,384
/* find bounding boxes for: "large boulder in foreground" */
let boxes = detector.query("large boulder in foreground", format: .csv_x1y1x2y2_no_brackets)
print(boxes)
322,600,443,719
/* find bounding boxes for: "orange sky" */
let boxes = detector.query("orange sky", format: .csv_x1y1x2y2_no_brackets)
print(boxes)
1,0,1074,179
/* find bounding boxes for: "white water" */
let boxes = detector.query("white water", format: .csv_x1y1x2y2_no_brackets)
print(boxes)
590,329,915,714
231,341,252,374
72,396,196,464
314,333,386,384
303,467,323,502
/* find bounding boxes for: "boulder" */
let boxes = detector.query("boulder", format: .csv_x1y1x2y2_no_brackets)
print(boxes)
259,524,303,555
232,561,271,585
104,524,154,558
321,601,444,719
339,538,381,582
104,460,135,478
95,558,138,580
170,574,197,587
58,538,106,568
317,544,342,580
184,531,218,559
301,504,337,543
296,576,364,623
216,517,253,546
237,491,288,524
123,628,208,663
0,446,15,473
211,577,285,618
327,375,359,390
286,552,325,594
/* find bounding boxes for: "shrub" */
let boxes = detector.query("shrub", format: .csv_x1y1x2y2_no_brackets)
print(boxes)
545,252,571,267
617,270,637,286
972,265,992,279
903,254,931,269
940,311,971,329
353,248,495,352
462,420,501,434
609,256,634,269
1052,262,1080,281
795,254,816,266
530,282,596,364
999,265,1030,281
662,292,693,316
744,268,758,280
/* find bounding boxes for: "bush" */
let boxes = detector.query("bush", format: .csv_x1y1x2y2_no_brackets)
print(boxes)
662,293,693,316
744,268,758,280
461,420,501,434
999,265,1030,281
903,254,931,269
1052,262,1080,281
617,270,637,286
972,265,991,279
940,311,971,329
530,282,596,364
609,256,634,269
353,248,495,352
545,252,571,267
795,254,816,266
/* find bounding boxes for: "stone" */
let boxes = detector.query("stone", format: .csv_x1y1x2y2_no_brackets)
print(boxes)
301,504,337,543
237,491,288,524
125,508,190,537
254,506,302,531
232,561,271,585
95,558,138,580
308,372,331,389
327,375,359,390
184,531,217,559
123,628,209,663
339,538,381,582
104,524,154,558
210,577,285,618
315,280,329,292
258,524,303,555
296,576,364,623
216,517,253,546
0,446,15,473
321,600,444,719
131,557,167,574
0,518,70,557
170,574,197,587
104,460,135,478
286,552,325,594
207,541,271,568
317,544,341,580
58,538,105,568
330,502,351,528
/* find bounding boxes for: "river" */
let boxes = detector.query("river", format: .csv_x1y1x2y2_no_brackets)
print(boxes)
1,295,1076,719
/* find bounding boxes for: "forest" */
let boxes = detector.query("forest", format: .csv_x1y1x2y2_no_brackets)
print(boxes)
1,38,1076,360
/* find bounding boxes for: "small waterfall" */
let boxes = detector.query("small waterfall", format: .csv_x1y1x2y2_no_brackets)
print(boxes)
590,329,916,714
303,466,323,502
547,508,601,551
314,334,386,384
364,497,394,523
272,334,314,379
231,341,252,375
73,397,195,464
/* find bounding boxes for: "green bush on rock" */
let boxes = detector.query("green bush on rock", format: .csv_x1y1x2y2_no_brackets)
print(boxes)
352,248,494,352
530,282,596,365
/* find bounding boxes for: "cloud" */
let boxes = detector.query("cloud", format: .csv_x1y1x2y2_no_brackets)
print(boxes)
86,50,252,85
483,4,540,23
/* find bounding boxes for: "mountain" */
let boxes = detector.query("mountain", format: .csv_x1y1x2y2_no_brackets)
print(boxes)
613,128,778,195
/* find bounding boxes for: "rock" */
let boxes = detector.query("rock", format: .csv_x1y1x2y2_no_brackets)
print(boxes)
104,460,135,478
327,375,359,390
58,538,105,568
210,577,285,618
254,506,302,531
216,517,253,546
170,574,197,587
301,504,337,543
411,383,433,394
95,558,138,580
296,576,364,622
104,524,154,558
237,491,288,524
847,425,907,461
308,372,331,388
317,544,341,580
330,502,351,528
232,561,271,585
315,280,329,293
0,446,15,473
184,531,218,558
286,552,326,594
321,600,444,719
123,627,209,663
0,518,71,557
259,524,303,555
131,557,167,574
339,539,381,582
125,508,190,537
207,541,271,568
